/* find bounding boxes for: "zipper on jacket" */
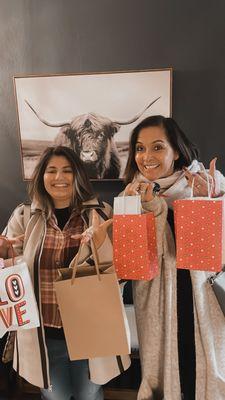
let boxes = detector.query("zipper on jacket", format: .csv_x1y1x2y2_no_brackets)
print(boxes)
35,217,52,389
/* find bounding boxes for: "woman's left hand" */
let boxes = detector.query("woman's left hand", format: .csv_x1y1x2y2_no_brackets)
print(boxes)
184,158,219,197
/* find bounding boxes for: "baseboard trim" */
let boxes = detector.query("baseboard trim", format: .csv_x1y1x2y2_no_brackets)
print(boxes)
104,387,138,400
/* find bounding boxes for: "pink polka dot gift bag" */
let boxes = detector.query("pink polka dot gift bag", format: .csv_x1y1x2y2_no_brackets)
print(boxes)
113,195,159,280
174,197,223,272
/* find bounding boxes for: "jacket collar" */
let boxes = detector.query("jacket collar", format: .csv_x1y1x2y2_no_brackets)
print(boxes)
30,197,105,213
82,198,105,209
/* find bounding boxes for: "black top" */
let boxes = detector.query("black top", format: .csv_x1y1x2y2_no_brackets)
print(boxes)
54,207,70,230
168,207,196,400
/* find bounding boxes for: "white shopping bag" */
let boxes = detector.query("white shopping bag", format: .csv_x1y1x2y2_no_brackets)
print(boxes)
113,195,141,215
0,262,40,338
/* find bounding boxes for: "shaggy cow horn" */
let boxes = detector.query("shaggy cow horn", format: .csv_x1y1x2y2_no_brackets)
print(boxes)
114,96,161,126
25,100,71,128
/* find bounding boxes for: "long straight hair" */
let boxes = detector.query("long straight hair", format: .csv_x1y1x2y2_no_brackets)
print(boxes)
29,146,95,218
124,115,199,184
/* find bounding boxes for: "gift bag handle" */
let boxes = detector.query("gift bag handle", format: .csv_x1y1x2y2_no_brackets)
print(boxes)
190,163,213,198
0,235,15,266
121,192,141,214
70,239,101,285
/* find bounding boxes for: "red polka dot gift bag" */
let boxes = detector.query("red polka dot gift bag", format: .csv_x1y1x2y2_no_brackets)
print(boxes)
113,196,159,280
174,198,223,272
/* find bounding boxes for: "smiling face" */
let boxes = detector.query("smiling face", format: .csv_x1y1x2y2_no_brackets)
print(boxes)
135,126,179,181
43,155,74,208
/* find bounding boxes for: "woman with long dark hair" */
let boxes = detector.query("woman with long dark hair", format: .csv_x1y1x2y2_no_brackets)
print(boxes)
123,115,225,400
0,145,130,400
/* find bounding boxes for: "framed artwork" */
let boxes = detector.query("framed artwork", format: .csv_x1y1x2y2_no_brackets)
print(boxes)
14,68,172,180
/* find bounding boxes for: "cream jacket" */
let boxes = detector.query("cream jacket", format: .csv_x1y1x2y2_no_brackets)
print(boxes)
3,198,130,389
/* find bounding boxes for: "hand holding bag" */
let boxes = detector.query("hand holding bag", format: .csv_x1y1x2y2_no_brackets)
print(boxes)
54,239,130,360
0,236,40,338
113,194,158,280
174,176,223,272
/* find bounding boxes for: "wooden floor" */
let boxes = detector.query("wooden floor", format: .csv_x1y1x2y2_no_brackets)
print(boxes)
0,387,138,400
0,352,140,400
0,394,41,400
0,391,137,400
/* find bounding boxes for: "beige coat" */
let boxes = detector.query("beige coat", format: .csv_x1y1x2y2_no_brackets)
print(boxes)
134,195,225,400
3,198,130,389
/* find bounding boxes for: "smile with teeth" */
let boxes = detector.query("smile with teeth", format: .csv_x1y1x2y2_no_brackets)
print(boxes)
144,164,159,169
52,183,69,187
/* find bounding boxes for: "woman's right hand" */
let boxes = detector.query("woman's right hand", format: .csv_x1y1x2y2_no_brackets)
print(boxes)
0,235,24,259
124,181,154,202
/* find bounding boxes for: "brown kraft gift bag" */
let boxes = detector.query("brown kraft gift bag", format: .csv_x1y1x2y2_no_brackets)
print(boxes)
54,240,130,360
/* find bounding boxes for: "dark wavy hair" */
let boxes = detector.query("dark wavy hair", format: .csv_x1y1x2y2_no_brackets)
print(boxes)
124,115,199,184
29,146,94,217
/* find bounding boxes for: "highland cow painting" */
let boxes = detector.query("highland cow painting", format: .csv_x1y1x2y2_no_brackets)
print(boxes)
14,69,172,180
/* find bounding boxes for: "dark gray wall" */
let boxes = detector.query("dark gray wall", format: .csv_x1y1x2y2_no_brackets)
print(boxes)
1,0,225,230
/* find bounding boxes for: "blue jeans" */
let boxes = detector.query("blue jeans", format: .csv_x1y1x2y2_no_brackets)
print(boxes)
41,338,103,400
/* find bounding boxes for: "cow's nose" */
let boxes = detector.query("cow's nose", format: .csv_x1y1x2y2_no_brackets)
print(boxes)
80,150,97,162
84,119,91,128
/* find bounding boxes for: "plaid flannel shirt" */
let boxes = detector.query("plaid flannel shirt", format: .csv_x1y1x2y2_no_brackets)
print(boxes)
40,210,84,327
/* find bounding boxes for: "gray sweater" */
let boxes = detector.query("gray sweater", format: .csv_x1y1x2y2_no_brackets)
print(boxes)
133,193,225,400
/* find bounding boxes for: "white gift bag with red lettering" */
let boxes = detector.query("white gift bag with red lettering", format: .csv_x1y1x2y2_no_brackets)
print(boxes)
0,262,40,338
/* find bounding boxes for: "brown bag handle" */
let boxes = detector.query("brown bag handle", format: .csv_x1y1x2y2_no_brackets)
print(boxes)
70,239,101,285
0,235,15,266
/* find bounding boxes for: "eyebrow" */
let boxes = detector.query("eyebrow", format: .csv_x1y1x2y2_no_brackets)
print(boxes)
136,140,165,144
46,165,72,169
